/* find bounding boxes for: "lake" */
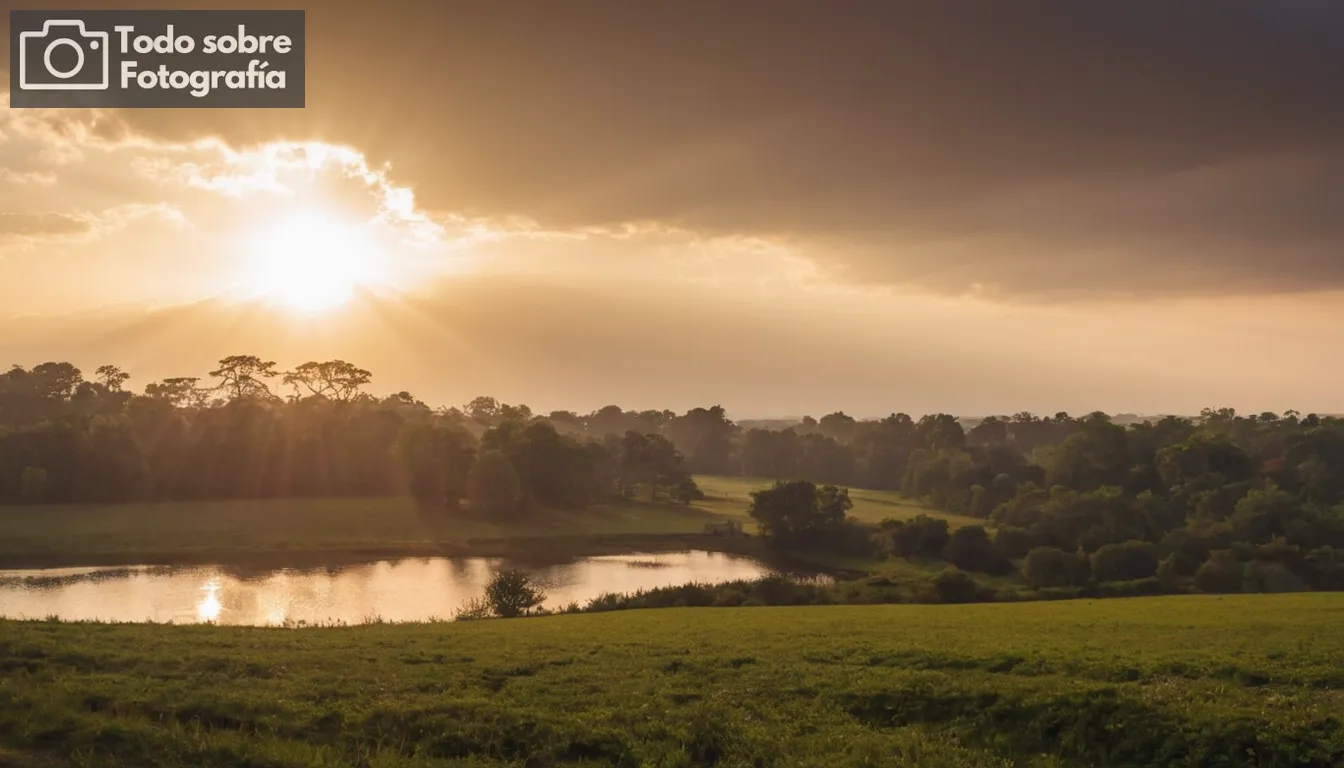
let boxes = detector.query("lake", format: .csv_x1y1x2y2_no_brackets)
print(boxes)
0,551,777,625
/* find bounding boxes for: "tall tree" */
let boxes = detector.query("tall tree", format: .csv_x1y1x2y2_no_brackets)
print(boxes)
209,355,279,400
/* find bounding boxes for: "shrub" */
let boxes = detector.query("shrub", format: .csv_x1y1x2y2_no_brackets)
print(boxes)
1091,540,1159,584
1155,553,1181,588
945,525,1013,575
932,567,988,603
1194,550,1244,594
1023,546,1089,588
484,569,546,618
882,514,950,559
993,526,1035,559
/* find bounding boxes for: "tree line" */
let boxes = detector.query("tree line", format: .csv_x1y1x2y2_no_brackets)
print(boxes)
0,358,702,518
1,357,1342,594
740,408,1344,595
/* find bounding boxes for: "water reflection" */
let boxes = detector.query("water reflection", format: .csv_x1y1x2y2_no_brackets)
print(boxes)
197,578,223,622
0,551,777,626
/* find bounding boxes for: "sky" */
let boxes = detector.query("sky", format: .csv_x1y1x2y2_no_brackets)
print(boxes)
2,0,1344,418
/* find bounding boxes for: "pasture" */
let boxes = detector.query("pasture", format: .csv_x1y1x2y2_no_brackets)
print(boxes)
693,475,973,528
0,477,953,568
0,594,1339,766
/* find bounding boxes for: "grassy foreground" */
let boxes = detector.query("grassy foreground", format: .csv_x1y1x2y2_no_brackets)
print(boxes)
0,477,955,569
1,595,1341,767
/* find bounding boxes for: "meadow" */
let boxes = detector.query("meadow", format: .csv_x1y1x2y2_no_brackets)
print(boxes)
0,477,960,569
693,476,980,528
0,594,1340,767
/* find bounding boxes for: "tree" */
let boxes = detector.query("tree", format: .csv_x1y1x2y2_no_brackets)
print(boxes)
932,566,983,603
673,476,704,505
396,421,476,511
944,525,1012,575
467,449,522,518
30,362,83,401
1090,540,1159,583
881,514,950,559
1229,486,1308,545
209,355,278,400
1023,546,1088,588
282,360,371,401
993,526,1035,559
1155,553,1181,589
818,411,858,444
1046,414,1131,492
484,569,545,618
915,413,966,452
968,416,1009,446
94,364,130,392
618,431,691,500
465,396,502,424
748,480,852,547
667,405,736,475
1194,550,1244,593
144,377,208,408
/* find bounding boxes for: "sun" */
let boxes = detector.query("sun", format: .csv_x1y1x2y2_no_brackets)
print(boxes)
242,209,386,312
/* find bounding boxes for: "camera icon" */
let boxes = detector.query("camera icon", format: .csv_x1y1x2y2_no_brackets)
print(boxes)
18,20,110,91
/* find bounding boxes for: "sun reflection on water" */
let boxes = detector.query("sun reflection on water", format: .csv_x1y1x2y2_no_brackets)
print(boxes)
3,553,783,626
196,578,223,622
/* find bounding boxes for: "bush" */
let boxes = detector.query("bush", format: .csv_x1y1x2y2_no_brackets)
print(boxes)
484,569,546,618
1155,553,1181,588
673,477,705,505
931,566,988,603
1194,550,1244,594
1023,546,1089,588
1091,540,1159,584
453,596,494,621
882,514,950,559
993,526,1035,559
944,525,1013,575
1243,561,1307,593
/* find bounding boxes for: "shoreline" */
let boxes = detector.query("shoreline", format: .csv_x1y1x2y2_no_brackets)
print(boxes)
0,532,841,575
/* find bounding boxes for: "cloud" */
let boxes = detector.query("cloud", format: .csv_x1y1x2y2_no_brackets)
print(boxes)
4,2,1344,299
0,204,186,252
0,212,89,237
0,168,56,185
0,95,148,164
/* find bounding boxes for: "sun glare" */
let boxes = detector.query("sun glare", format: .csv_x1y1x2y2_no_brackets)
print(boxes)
244,209,386,312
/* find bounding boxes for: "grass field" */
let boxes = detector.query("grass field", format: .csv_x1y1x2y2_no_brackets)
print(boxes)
0,594,1340,767
0,496,727,568
0,477,954,569
692,476,975,528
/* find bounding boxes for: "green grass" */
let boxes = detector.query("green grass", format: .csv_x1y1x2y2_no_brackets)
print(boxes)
0,477,952,569
0,595,1340,766
0,497,726,568
693,476,977,529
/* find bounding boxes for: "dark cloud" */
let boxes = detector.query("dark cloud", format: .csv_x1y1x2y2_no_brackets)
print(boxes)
5,0,1344,296
0,212,88,237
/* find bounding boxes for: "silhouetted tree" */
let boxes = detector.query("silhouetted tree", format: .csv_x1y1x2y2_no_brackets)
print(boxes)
468,449,523,519
748,480,852,547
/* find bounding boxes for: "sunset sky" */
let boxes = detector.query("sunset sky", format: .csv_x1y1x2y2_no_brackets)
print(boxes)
3,0,1344,418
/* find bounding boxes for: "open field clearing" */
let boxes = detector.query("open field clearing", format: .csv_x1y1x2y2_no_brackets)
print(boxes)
0,594,1340,767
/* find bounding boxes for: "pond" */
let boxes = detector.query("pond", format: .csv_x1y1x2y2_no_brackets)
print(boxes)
0,551,779,626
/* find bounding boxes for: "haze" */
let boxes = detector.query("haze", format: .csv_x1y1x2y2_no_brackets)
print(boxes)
4,0,1344,418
